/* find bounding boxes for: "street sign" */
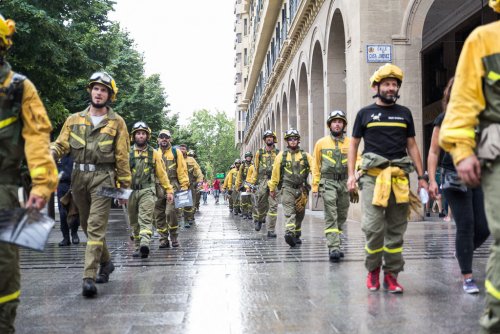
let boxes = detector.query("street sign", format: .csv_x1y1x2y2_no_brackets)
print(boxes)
366,44,392,63
215,173,225,179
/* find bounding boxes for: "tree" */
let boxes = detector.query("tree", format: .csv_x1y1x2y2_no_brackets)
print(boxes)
2,0,178,134
183,110,239,180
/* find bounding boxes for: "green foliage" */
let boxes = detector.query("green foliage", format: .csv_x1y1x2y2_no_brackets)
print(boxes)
2,0,177,134
183,110,239,180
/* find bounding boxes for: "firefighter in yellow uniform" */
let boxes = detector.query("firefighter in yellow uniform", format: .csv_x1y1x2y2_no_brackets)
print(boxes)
227,159,242,215
248,130,280,236
312,110,351,262
128,122,173,258
236,151,254,220
269,129,314,247
222,164,234,208
154,130,189,248
0,15,58,332
188,150,203,212
51,71,131,297
179,145,203,226
439,2,500,331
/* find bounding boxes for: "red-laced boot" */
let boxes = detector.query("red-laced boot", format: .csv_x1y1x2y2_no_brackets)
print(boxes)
366,267,381,291
383,272,404,293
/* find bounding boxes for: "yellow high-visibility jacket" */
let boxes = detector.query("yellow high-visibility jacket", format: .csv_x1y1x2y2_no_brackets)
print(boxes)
185,156,203,186
1,69,58,200
312,135,350,193
158,146,189,190
236,161,254,189
225,168,239,191
439,20,500,165
51,107,132,188
130,145,173,194
268,149,314,192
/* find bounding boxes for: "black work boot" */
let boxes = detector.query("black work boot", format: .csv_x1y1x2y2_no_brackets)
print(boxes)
140,245,150,259
284,232,296,247
132,249,140,257
329,250,341,262
96,261,115,283
267,231,277,238
58,237,71,247
171,235,180,248
82,278,97,297
255,221,263,231
339,251,344,258
71,231,80,244
294,237,302,245
159,240,170,249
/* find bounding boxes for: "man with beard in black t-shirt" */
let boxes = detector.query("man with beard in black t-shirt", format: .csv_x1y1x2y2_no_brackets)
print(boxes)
347,63,428,294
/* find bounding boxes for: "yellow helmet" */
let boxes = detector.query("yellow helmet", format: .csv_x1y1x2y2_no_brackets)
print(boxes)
131,121,151,141
284,128,300,140
326,110,347,128
87,71,119,102
0,14,15,50
490,0,500,12
370,63,403,87
262,129,278,143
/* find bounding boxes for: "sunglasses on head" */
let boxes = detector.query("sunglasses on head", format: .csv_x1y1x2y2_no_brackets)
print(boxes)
159,134,171,139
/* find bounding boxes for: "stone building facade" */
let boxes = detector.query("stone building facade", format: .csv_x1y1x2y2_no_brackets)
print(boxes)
233,0,497,219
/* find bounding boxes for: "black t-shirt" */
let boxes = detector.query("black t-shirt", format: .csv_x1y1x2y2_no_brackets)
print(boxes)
352,103,416,160
433,112,455,171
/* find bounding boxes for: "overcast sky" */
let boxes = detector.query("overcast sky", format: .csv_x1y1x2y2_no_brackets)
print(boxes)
109,0,236,124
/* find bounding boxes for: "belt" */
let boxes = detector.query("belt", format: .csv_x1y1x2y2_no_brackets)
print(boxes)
322,173,347,181
131,183,154,190
283,182,302,189
73,163,114,172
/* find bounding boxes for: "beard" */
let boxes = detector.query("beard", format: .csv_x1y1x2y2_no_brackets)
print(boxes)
330,130,343,137
135,138,147,148
378,90,399,104
266,141,274,147
91,100,108,109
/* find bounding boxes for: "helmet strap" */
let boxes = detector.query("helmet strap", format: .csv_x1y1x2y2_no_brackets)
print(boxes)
373,85,400,104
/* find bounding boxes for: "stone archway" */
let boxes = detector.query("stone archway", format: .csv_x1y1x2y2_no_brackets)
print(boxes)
310,41,324,152
289,80,297,129
282,93,289,134
298,64,309,151
327,9,347,121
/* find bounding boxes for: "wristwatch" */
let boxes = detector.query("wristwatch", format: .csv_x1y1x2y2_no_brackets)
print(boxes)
417,175,428,181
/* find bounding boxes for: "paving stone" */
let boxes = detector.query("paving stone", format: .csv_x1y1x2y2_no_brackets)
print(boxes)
16,197,491,333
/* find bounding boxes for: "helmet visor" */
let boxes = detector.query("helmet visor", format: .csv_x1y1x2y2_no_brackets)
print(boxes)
90,72,113,86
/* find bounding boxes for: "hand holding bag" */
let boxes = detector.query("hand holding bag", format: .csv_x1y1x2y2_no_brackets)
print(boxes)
442,171,467,192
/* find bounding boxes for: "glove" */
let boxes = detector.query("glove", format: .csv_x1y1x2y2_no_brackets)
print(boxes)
349,189,359,203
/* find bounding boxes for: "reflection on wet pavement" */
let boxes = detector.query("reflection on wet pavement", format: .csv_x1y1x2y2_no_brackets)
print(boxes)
17,199,490,333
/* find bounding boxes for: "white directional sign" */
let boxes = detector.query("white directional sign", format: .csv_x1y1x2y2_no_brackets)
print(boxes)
366,44,392,63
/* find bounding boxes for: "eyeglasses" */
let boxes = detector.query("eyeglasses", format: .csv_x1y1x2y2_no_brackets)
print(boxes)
90,72,113,86
287,137,299,142
158,134,171,139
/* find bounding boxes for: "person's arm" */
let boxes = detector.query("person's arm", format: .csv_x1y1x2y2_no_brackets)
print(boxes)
427,126,442,199
347,137,361,192
268,153,283,194
407,137,428,192
249,151,259,184
439,29,485,165
21,79,58,208
311,140,322,193
176,152,190,190
235,165,244,189
114,117,132,189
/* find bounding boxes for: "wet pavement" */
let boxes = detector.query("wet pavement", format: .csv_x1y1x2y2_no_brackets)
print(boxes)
17,197,491,333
